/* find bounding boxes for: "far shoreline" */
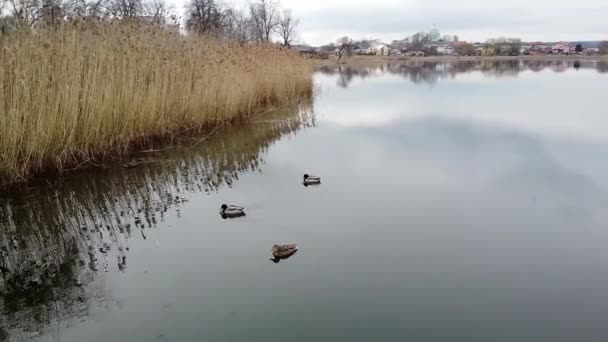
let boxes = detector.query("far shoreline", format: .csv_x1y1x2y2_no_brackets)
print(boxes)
313,54,608,65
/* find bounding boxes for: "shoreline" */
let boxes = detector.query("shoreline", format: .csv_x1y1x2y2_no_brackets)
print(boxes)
314,54,608,65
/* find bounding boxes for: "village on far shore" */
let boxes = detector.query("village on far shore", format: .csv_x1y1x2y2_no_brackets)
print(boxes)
291,27,608,59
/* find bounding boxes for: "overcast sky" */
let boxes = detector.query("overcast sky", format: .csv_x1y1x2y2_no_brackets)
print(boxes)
173,0,608,46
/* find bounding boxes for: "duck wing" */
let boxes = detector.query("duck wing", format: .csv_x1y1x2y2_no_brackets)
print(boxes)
280,244,298,251
273,244,298,257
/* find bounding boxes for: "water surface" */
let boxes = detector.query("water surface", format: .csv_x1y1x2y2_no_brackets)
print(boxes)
2,59,608,342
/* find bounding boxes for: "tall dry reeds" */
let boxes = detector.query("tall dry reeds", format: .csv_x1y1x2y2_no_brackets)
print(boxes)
0,23,313,183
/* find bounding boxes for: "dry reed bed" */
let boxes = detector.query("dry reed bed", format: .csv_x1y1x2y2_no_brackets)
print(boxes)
0,25,313,183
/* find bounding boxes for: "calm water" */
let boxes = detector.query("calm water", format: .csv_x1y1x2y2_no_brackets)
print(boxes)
2,59,608,341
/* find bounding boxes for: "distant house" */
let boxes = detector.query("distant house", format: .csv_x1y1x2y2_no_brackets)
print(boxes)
551,42,572,54
470,43,484,56
390,39,410,51
437,44,455,55
291,45,317,58
367,44,389,56
497,44,515,55
482,46,496,56
529,43,551,55
584,47,600,54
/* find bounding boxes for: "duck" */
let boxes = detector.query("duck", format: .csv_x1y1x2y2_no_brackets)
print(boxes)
220,204,246,218
302,174,321,186
272,244,299,261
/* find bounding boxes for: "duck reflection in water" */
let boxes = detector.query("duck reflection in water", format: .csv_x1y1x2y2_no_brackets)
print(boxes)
271,244,299,263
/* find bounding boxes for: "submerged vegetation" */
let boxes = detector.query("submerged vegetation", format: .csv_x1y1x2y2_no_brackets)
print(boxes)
0,23,312,183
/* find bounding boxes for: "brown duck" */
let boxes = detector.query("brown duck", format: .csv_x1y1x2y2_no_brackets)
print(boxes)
272,244,299,261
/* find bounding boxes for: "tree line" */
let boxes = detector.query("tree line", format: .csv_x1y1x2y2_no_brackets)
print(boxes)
0,0,299,45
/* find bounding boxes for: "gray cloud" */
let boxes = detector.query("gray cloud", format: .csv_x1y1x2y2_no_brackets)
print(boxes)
166,0,608,45
290,0,608,44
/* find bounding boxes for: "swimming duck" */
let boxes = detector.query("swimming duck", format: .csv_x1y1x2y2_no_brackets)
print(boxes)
220,204,245,218
272,244,299,260
302,174,321,185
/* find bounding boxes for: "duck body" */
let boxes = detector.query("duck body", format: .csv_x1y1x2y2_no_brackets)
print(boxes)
272,244,299,259
302,174,321,185
220,204,246,218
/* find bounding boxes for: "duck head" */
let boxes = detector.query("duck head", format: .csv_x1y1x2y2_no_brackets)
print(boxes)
221,204,228,211
303,174,309,180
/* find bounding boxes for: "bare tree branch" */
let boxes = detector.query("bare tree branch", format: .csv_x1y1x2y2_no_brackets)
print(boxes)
185,0,223,35
275,8,297,47
106,0,143,19
8,0,44,26
249,0,277,43
336,36,353,60
144,0,176,26
221,8,253,43
62,0,108,20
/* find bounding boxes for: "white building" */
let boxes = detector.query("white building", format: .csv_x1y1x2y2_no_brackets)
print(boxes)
367,44,390,56
437,44,455,55
551,42,572,54
584,47,600,54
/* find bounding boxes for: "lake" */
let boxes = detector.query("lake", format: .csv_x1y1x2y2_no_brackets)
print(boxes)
2,59,608,341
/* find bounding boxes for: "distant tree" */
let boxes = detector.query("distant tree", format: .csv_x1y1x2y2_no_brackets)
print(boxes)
509,38,522,55
185,0,224,35
321,43,333,49
38,0,64,28
422,45,438,56
486,37,521,56
427,25,440,42
337,36,351,45
276,9,298,47
222,8,254,43
144,0,178,26
62,0,108,21
410,32,429,50
6,0,44,26
454,42,475,56
575,43,583,53
356,39,372,49
336,36,353,59
249,0,278,43
453,35,459,42
5,0,79,28
107,0,144,19
600,41,608,55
